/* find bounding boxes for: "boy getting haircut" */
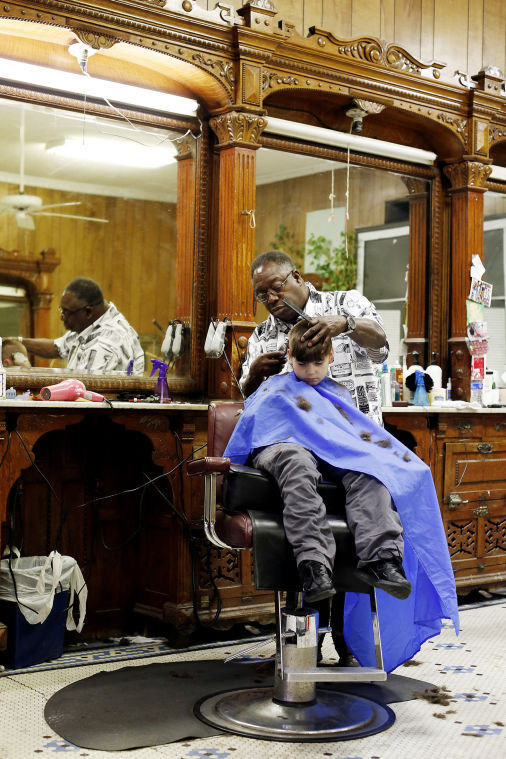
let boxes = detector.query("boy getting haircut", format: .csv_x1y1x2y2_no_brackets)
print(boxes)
223,342,459,672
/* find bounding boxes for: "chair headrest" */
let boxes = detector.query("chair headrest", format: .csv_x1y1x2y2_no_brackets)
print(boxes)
208,402,244,457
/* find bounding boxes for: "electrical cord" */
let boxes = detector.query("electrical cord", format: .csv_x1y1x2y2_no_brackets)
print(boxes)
97,482,147,551
0,429,12,470
5,428,221,627
142,471,223,628
15,430,61,508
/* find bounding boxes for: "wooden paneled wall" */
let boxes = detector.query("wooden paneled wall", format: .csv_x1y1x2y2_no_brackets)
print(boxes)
0,182,177,341
208,0,506,83
255,166,410,258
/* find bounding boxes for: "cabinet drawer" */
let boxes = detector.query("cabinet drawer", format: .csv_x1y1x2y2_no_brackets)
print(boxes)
437,415,484,440
443,440,506,500
445,508,506,576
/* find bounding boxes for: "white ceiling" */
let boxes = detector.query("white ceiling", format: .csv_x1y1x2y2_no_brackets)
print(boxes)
0,97,343,209
0,97,181,203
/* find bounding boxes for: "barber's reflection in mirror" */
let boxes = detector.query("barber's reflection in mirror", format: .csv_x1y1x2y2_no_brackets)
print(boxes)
18,277,145,374
241,251,388,425
2,338,32,369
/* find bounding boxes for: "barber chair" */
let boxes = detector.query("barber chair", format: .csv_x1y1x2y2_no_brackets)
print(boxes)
187,402,394,741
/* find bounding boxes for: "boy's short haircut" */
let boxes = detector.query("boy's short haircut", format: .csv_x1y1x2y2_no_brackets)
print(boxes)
288,320,332,361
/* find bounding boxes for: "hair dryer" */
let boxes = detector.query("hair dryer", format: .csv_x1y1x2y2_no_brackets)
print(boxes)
40,378,105,402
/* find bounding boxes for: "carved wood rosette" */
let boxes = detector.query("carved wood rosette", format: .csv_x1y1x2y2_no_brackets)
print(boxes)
444,160,492,401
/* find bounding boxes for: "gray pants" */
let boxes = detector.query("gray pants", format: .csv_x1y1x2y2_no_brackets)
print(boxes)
251,443,404,571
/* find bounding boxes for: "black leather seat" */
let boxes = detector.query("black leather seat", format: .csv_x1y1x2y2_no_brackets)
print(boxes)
187,401,394,742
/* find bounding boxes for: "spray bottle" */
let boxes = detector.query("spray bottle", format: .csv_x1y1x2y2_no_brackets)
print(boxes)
150,359,172,403
413,369,430,406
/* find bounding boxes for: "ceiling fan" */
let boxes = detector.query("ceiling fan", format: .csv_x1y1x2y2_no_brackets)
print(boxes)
0,109,109,230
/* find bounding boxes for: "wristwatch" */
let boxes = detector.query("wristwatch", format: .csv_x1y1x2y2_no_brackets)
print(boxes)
341,315,356,336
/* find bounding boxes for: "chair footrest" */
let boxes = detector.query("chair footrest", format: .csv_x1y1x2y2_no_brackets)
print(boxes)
283,666,387,683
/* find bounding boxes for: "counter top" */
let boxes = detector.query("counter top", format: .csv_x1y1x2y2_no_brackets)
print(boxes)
0,400,208,411
382,404,506,413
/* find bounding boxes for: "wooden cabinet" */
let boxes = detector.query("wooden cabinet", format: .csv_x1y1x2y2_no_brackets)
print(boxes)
0,402,273,641
384,409,506,593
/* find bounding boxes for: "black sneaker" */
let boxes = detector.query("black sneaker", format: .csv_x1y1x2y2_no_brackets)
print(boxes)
357,559,411,600
298,560,336,603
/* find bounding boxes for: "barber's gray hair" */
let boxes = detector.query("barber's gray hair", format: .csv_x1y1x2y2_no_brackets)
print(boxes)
250,250,295,280
65,277,104,306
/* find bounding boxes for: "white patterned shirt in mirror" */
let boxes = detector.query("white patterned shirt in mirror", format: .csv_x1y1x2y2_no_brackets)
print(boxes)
54,302,145,375
240,284,389,425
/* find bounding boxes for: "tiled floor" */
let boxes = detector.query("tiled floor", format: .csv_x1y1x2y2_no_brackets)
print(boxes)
0,601,504,759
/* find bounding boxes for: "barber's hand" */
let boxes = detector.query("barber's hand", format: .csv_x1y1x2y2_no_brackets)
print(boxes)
301,316,346,347
250,350,287,379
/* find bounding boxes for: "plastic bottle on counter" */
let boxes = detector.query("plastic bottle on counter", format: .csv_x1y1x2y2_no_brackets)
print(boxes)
470,379,483,405
380,362,391,406
403,352,423,404
0,338,6,400
426,352,442,388
446,378,452,400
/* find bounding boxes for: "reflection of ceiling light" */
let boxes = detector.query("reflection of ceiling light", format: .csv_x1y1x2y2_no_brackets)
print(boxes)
0,58,198,116
490,165,506,182
46,138,177,168
265,117,437,166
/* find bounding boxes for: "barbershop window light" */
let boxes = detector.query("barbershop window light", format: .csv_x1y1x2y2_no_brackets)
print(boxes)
0,57,198,117
264,117,437,166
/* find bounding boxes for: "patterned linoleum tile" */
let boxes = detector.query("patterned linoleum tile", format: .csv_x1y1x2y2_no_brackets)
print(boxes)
0,603,504,759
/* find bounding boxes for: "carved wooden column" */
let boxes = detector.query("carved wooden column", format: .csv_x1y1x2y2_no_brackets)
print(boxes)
208,110,267,399
402,177,428,366
175,134,196,324
443,160,492,400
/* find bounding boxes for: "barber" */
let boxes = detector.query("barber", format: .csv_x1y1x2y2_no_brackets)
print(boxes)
241,250,388,424
240,250,389,667
18,277,144,375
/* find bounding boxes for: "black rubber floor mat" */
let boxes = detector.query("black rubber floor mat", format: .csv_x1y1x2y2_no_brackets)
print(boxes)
44,658,434,751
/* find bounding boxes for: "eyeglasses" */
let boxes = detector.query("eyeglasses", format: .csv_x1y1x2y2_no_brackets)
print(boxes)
255,270,294,303
58,302,99,318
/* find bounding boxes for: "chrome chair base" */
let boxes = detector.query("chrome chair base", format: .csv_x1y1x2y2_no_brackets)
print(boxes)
194,686,395,742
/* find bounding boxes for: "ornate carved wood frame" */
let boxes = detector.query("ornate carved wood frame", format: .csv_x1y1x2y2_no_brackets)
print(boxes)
0,0,505,398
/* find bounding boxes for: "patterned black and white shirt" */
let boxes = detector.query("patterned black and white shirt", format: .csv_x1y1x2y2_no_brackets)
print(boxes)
54,302,145,375
240,284,388,425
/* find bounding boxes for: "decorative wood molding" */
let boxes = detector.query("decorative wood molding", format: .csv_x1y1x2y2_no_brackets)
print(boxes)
489,124,506,147
353,98,385,116
436,113,468,141
161,0,240,27
73,29,117,50
306,29,445,79
0,247,60,283
471,66,505,95
238,0,277,33
210,111,267,148
174,131,197,160
444,161,492,190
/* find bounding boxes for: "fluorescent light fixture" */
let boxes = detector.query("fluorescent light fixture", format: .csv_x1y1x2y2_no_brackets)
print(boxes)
490,165,506,183
0,57,198,116
265,117,437,166
46,137,177,168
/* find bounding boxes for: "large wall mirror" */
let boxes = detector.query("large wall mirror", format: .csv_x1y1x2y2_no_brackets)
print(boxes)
0,89,201,395
255,144,431,364
483,188,506,378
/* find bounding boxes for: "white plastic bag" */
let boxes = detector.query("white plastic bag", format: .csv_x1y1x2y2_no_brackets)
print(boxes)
0,548,87,632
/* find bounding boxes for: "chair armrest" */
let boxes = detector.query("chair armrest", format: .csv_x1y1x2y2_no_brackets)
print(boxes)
187,456,231,476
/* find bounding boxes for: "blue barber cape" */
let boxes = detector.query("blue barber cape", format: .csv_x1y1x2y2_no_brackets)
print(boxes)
224,372,459,672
